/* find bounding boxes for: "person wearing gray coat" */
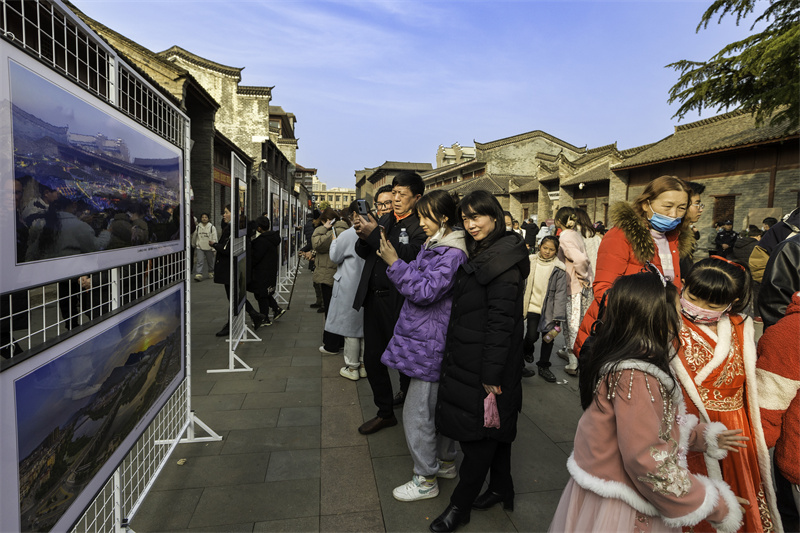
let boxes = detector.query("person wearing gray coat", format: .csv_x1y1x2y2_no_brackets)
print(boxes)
313,209,350,353
326,217,367,380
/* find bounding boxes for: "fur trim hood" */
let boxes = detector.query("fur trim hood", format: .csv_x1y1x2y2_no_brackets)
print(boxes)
609,202,695,265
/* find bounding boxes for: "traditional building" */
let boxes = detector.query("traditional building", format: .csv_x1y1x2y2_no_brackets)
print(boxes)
355,161,433,202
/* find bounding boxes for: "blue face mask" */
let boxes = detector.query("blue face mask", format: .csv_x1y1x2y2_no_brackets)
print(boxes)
648,201,681,232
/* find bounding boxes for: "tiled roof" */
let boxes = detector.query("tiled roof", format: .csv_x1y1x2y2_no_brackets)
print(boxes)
476,130,586,153
441,175,508,195
269,106,297,120
619,142,656,158
238,86,273,97
421,160,484,180
510,179,540,194
536,152,558,163
158,46,243,79
561,162,613,186
538,171,561,182
614,110,799,169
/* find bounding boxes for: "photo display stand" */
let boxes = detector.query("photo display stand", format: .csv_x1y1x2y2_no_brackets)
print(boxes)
207,162,260,374
0,10,220,531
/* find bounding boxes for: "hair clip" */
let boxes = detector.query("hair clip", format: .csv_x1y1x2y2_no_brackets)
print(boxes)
642,261,667,287
709,255,746,272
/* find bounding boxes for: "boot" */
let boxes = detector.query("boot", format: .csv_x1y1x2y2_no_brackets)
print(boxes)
430,503,470,532
472,489,514,511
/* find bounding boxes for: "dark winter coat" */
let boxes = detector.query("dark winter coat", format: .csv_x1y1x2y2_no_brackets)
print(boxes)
381,230,469,382
353,212,427,310
248,229,281,295
212,223,231,285
435,232,530,443
730,236,759,264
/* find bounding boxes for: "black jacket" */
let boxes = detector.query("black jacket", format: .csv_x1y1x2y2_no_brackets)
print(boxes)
352,212,426,310
436,232,530,443
759,233,800,330
248,229,281,294
212,223,231,285
731,236,759,264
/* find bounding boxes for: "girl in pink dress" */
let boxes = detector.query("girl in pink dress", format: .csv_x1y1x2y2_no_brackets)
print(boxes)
550,270,746,533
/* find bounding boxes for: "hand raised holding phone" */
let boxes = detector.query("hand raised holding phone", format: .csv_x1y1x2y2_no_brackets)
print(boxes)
376,227,399,266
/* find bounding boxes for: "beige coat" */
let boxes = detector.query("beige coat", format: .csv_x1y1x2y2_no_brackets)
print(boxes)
312,221,349,286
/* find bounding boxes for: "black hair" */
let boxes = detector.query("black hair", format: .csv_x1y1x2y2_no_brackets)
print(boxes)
554,206,576,229
579,272,681,410
539,235,559,252
347,200,361,216
683,257,751,315
687,181,706,196
458,190,506,257
762,217,778,228
223,204,231,213
574,208,596,238
374,184,393,204
540,222,548,229
200,212,211,220
391,171,425,197
416,189,458,228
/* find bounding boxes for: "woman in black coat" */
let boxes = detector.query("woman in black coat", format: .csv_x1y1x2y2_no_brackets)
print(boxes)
211,205,265,336
248,216,285,324
431,191,529,533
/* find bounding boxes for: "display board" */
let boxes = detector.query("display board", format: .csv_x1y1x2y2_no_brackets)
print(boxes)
0,285,185,532
0,51,184,294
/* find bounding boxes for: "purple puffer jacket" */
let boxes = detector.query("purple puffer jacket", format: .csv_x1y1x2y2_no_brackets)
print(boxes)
381,230,468,382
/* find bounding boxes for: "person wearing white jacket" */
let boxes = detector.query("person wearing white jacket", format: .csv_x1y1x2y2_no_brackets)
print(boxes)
326,202,367,380
192,213,217,281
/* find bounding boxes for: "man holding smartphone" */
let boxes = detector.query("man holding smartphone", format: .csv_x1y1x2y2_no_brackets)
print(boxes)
352,172,426,434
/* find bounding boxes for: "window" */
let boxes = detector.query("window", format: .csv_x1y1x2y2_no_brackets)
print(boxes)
713,195,736,224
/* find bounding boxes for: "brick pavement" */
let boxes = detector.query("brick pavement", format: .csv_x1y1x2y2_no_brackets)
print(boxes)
130,266,583,532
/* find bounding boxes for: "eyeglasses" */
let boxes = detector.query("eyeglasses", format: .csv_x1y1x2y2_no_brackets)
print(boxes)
376,201,393,209
692,202,705,210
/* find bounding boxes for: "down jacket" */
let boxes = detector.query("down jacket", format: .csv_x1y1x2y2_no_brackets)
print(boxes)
574,202,694,356
436,232,530,443
312,220,349,286
380,230,469,382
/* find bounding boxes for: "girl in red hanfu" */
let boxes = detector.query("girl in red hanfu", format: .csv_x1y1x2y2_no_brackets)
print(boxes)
673,257,782,532
550,271,746,533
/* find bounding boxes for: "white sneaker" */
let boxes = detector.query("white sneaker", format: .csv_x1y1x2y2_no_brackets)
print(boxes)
194,274,203,281
359,365,367,378
319,346,338,355
208,272,214,279
557,347,570,362
565,353,579,376
392,474,439,502
437,460,457,479
339,367,359,381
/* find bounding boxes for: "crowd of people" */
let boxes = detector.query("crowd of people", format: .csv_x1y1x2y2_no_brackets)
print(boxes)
301,170,798,533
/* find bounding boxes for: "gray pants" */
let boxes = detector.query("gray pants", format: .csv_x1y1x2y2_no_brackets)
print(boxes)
402,378,457,477
195,249,215,276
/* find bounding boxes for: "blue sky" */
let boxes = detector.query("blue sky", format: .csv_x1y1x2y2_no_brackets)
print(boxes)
74,0,756,189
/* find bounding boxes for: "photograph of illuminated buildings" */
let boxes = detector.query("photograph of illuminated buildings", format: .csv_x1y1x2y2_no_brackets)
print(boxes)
10,60,183,264
14,288,183,532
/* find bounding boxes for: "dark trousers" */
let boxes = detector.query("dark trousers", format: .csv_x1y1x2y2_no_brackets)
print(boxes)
774,455,800,532
224,284,258,320
451,439,513,508
321,283,343,351
523,313,554,367
363,290,406,418
255,291,281,318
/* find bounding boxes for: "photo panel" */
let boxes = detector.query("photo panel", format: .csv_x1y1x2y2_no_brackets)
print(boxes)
0,49,185,293
271,193,280,233
234,252,247,315
235,178,247,238
0,285,186,532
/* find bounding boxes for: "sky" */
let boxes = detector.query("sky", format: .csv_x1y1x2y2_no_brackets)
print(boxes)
73,0,758,189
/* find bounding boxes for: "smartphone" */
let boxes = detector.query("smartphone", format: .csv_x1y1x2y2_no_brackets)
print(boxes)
356,199,371,217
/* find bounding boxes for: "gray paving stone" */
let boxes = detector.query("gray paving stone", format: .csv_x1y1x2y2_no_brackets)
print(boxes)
320,446,380,515
221,426,321,455
242,390,322,409
191,393,246,412
322,377,360,407
167,434,228,458
509,489,565,532
278,406,321,427
292,355,323,367
266,449,321,481
188,479,319,528
321,404,367,448
254,365,322,381
521,379,583,444
190,379,215,396
511,416,571,493
253,516,319,532
319,510,384,532
129,487,202,531
194,407,280,431
286,376,322,392
183,523,256,533
209,377,287,395
152,452,269,490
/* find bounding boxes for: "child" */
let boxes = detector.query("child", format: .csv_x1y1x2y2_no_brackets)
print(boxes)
522,235,566,382
550,271,746,533
553,207,593,376
375,189,468,502
673,256,781,532
192,213,217,281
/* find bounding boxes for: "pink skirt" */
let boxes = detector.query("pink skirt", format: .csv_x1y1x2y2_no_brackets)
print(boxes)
549,478,677,533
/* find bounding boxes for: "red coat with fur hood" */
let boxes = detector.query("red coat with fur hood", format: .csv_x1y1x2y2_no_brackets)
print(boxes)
574,202,695,356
